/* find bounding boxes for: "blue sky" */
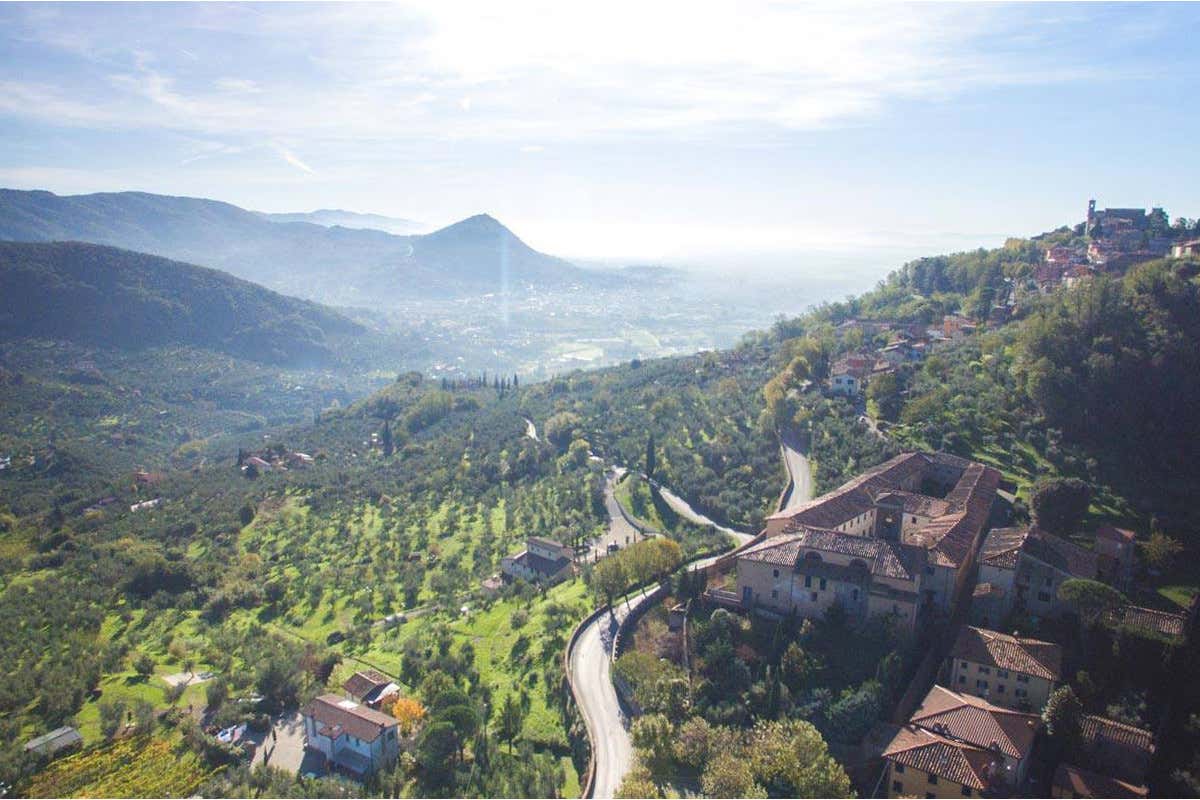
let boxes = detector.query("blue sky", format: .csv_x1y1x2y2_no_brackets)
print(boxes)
0,2,1197,273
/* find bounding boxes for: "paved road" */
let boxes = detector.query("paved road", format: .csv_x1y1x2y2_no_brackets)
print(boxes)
653,483,750,541
777,434,815,511
568,468,755,798
579,468,645,562
569,604,631,800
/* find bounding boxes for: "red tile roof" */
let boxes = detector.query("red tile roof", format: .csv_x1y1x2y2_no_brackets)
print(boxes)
910,686,1040,761
302,694,397,743
949,625,1063,682
1053,763,1148,798
740,524,926,581
1104,604,1187,640
343,669,391,699
882,724,1000,790
1078,715,1155,784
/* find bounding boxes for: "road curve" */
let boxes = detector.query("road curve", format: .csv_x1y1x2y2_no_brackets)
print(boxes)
778,434,815,511
567,473,754,798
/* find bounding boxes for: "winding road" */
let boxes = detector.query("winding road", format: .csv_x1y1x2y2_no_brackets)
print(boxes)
777,432,815,512
566,464,775,797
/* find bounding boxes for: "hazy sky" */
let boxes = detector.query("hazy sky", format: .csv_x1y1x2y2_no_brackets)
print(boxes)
1,2,1197,270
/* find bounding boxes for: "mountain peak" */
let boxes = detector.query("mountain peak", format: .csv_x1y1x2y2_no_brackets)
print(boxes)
431,213,512,239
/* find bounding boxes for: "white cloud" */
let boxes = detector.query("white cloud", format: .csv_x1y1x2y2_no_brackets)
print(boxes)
0,2,1114,147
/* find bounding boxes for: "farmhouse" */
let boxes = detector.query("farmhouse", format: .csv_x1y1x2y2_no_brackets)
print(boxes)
301,694,400,778
947,625,1062,711
501,536,574,585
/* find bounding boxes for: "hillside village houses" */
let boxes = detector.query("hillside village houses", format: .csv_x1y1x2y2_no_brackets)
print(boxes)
694,443,1177,799
727,451,1002,628
947,625,1063,711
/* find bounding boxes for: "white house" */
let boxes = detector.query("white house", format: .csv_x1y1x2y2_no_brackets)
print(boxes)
302,694,400,778
501,536,574,584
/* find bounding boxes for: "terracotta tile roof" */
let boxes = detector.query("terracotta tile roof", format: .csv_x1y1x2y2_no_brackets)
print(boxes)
949,626,1063,682
343,669,391,700
882,724,1000,790
765,451,999,569
982,526,1098,578
1078,715,1155,784
910,686,1040,760
766,452,930,526
1104,604,1187,640
741,524,926,581
1053,763,1148,798
302,694,397,743
1023,528,1099,579
903,463,1000,568
877,490,951,518
980,526,1031,569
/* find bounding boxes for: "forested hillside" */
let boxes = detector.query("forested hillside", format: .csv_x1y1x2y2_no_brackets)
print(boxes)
0,241,380,367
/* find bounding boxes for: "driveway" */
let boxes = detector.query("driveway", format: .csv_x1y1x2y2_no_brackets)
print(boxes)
250,711,324,776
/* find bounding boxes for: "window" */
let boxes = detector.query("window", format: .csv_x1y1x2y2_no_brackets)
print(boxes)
976,679,989,690
1016,674,1029,683
978,666,990,675
895,764,905,774
771,589,778,599
804,575,812,588
820,578,827,591
961,660,969,669
962,787,973,797
958,675,966,684
997,669,1009,678
811,592,818,602
852,588,859,601
925,566,935,575
928,773,939,785
773,568,780,578
996,684,1006,694
1038,591,1052,602
892,781,902,793
911,516,918,523
1045,576,1052,586
1015,688,1028,698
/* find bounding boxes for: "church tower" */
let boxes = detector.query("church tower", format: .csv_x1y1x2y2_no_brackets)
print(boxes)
1086,198,1097,235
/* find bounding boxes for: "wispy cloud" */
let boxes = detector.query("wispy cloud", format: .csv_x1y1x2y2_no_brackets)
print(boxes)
0,2,1127,146
273,143,315,175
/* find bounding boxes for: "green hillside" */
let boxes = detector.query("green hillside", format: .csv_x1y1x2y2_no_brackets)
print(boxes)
0,241,366,367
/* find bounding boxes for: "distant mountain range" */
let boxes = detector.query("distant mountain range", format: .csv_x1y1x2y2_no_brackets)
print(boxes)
0,189,604,307
0,240,389,367
256,208,426,236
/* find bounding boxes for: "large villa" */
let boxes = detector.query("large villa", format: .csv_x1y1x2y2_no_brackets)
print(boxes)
733,452,1003,628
